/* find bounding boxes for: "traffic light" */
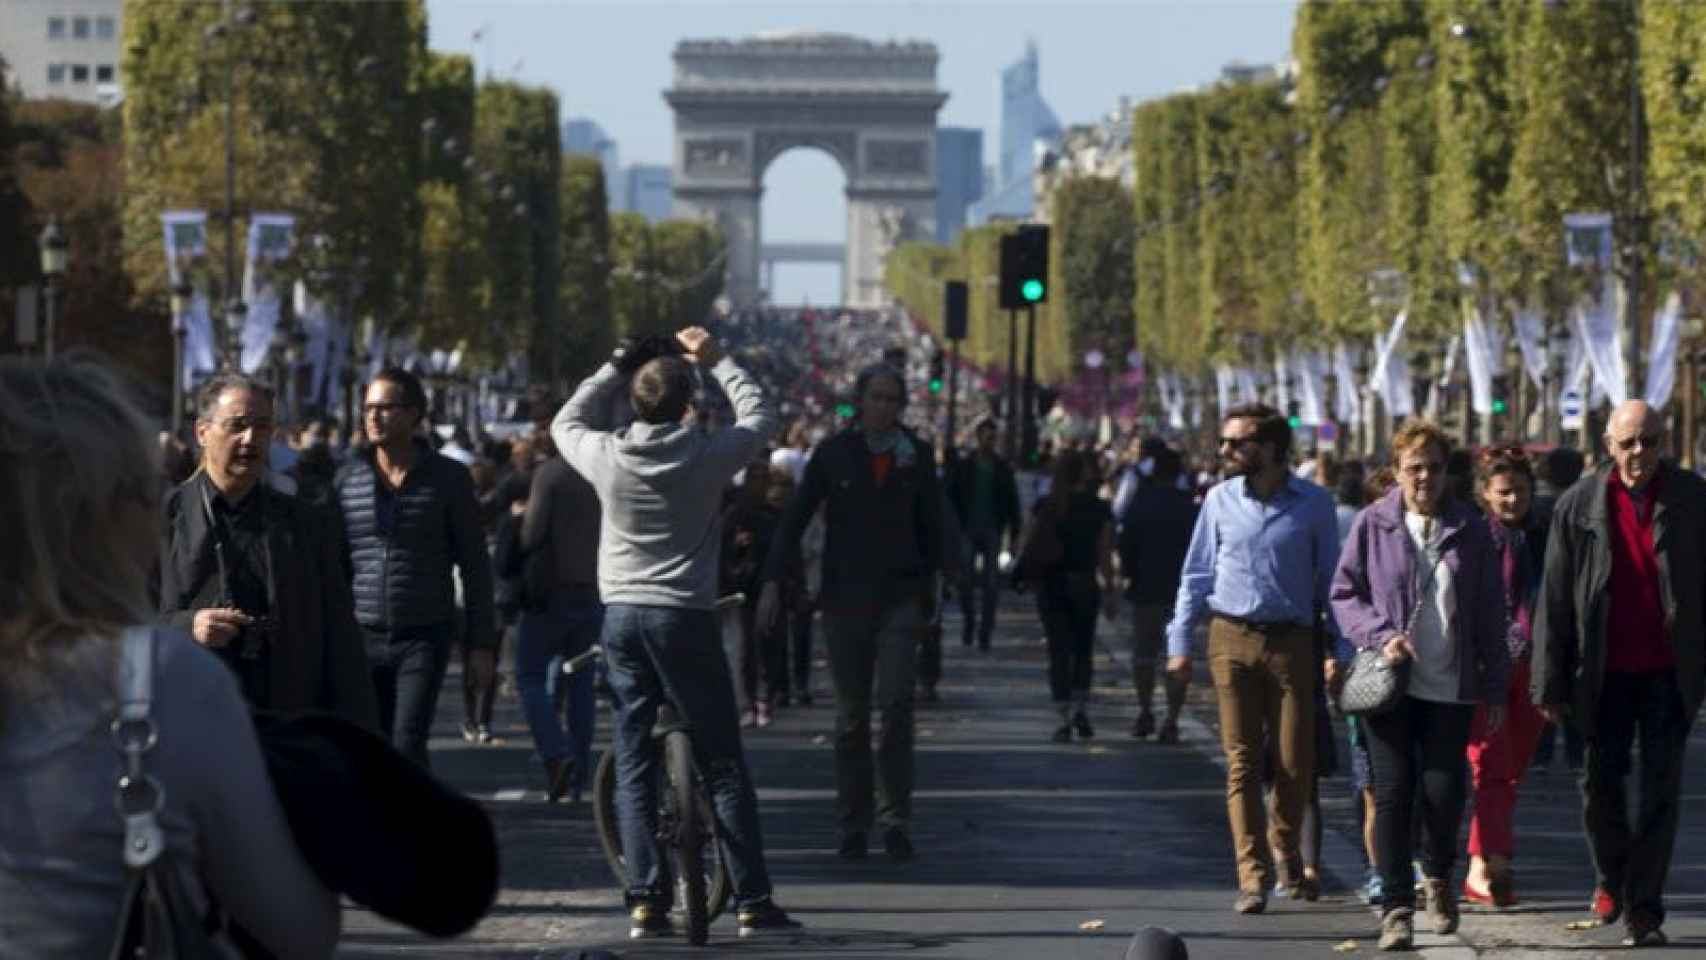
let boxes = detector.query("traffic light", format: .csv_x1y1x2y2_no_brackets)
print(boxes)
835,402,854,419
1491,375,1509,415
999,224,1051,309
1287,400,1301,430
928,351,945,394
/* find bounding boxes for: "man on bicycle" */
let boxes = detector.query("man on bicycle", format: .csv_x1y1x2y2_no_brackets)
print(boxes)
552,326,800,940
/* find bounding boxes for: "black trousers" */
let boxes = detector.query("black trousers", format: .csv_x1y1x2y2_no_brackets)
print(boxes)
1583,672,1692,929
1037,575,1098,704
366,622,453,769
1366,695,1475,910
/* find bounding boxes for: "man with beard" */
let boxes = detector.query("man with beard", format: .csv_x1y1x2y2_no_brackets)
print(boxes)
1166,403,1341,915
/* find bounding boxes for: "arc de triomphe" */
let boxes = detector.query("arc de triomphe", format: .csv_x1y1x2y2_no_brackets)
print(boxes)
666,33,947,309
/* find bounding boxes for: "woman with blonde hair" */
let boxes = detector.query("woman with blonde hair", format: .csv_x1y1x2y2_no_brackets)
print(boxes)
0,356,338,957
1330,419,1510,951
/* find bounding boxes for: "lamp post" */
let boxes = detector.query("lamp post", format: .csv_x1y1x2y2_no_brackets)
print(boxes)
223,300,248,373
169,282,193,435
38,218,68,360
203,0,255,369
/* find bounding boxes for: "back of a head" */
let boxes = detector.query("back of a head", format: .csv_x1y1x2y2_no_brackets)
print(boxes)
0,355,159,661
1151,447,1183,485
1125,926,1188,960
1542,446,1585,489
631,356,694,425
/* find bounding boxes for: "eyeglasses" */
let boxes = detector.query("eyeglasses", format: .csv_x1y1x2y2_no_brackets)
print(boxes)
1218,436,1257,449
213,416,274,434
364,402,413,418
1610,432,1662,453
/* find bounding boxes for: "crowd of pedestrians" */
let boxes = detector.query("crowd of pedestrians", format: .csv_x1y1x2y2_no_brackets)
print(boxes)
3,297,1704,958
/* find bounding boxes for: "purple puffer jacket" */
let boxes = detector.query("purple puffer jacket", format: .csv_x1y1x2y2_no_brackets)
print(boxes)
1329,488,1510,705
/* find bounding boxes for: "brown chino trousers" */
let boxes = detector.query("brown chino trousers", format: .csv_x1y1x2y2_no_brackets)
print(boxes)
1207,616,1317,894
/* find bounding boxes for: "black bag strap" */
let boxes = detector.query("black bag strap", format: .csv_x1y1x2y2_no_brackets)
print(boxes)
114,626,164,870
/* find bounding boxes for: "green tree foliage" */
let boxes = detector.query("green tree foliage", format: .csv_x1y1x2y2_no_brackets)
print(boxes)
414,53,485,364
0,82,34,291
472,80,560,379
1159,95,1205,359
608,214,726,337
882,240,958,338
558,154,613,385
1508,0,1643,308
1050,176,1134,376
1131,101,1171,366
1641,0,1706,291
121,0,429,331
1380,32,1451,337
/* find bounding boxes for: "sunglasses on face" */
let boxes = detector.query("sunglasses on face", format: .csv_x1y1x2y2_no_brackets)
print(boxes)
1610,432,1662,453
1218,436,1257,450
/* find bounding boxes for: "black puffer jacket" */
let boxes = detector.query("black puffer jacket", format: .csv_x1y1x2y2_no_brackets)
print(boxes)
335,439,496,648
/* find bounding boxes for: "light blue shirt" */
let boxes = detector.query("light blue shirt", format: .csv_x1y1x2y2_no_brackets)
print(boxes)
1166,474,1341,658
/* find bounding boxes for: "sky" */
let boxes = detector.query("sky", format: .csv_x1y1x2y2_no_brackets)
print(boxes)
425,0,1302,305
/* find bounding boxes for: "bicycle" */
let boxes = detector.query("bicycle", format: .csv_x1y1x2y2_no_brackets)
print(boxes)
561,593,744,945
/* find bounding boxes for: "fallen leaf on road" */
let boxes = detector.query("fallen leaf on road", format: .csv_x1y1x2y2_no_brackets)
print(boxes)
1332,940,1358,953
1563,920,1601,931
1087,746,1108,755
1078,919,1105,932
812,735,828,746
920,729,935,737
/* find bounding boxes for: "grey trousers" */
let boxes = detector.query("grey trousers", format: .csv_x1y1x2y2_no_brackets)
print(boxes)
823,599,922,833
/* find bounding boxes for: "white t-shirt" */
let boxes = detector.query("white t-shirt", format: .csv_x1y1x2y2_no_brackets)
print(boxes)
1404,511,1467,704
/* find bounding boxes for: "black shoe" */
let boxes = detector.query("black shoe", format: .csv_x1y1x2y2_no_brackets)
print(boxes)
1131,711,1156,739
1073,711,1095,740
883,827,914,862
1051,724,1072,743
961,627,976,648
796,691,814,707
544,758,573,804
629,903,673,939
838,831,867,860
918,685,940,704
737,900,803,938
1156,721,1181,745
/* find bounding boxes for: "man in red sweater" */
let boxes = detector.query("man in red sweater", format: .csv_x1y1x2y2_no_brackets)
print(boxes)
1534,399,1706,949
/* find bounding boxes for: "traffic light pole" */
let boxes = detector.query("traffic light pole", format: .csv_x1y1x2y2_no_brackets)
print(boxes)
1021,303,1038,465
945,337,961,463
1004,308,1020,460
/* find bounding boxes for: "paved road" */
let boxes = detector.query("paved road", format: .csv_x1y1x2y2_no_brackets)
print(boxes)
337,594,1703,958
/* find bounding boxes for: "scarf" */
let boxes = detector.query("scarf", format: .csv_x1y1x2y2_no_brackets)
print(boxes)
1488,515,1535,660
862,427,917,468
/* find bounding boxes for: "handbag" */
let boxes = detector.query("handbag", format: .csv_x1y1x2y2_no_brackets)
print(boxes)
107,627,238,960
1337,527,1446,717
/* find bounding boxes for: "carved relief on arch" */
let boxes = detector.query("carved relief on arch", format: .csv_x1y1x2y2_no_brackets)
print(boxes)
864,139,928,176
683,138,750,177
753,129,857,179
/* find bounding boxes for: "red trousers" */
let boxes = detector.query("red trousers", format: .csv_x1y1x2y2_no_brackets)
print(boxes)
1466,656,1547,859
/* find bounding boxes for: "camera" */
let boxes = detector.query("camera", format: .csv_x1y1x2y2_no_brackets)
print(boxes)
237,614,277,661
611,334,686,375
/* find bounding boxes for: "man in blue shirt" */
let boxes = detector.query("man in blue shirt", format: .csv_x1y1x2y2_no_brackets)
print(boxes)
1166,404,1341,915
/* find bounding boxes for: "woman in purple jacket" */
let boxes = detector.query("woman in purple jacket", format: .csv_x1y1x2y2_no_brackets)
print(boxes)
1329,420,1511,952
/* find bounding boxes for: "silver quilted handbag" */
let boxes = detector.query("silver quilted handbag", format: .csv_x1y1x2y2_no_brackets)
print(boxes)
1337,647,1410,716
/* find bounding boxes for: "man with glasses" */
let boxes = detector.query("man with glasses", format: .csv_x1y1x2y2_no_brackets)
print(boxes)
158,374,378,729
335,367,496,768
1166,403,1341,915
1534,399,1706,948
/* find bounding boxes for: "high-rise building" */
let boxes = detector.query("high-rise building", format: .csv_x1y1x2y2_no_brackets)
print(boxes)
935,127,983,245
0,0,126,107
969,41,1061,226
561,117,621,207
620,164,673,224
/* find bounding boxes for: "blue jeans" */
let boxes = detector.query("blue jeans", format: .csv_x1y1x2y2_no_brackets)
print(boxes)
515,586,602,789
601,603,773,909
365,622,453,770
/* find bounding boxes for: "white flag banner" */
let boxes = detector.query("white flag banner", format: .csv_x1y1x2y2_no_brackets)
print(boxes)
239,213,296,374
1463,303,1506,415
1513,307,1547,390
1273,352,1293,414
1571,296,1627,408
1332,342,1361,425
1234,367,1260,406
295,280,344,412
1425,336,1459,420
1161,373,1186,431
1188,376,1204,427
1215,365,1234,415
1293,349,1327,426
161,211,218,381
1369,310,1408,392
1645,291,1682,410
1371,311,1415,418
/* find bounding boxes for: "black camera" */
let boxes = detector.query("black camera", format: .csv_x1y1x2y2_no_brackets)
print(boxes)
237,614,277,661
610,334,686,375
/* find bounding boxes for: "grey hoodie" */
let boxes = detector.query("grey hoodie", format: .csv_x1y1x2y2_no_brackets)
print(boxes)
552,357,775,610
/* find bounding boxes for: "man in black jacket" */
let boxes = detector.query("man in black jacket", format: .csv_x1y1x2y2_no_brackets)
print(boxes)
759,364,943,862
158,374,378,731
336,367,496,769
1116,446,1196,743
1534,400,1706,947
945,417,1021,650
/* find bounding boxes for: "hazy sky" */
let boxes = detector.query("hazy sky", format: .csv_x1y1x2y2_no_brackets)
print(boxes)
426,0,1301,304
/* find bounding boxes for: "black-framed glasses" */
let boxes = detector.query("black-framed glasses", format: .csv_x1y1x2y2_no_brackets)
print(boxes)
1611,432,1662,453
363,402,413,418
1218,435,1257,449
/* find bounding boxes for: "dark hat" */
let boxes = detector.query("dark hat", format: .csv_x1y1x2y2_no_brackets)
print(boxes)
251,710,499,937
1125,926,1188,960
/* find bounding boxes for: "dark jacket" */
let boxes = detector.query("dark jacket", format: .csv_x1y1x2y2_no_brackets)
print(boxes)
765,427,943,614
1118,479,1198,605
334,439,497,648
158,474,379,731
1329,488,1510,705
1532,463,1706,735
521,457,600,591
945,452,1021,541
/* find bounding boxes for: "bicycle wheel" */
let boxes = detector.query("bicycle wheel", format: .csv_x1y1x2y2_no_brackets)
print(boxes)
592,750,626,887
664,729,710,944
593,737,732,925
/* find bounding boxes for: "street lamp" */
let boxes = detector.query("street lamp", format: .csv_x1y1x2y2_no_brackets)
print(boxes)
38,218,68,360
169,281,193,435
223,299,248,372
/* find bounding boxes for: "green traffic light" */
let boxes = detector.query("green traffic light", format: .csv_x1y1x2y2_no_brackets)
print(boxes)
928,379,943,394
1491,399,1508,414
1287,416,1302,429
835,403,854,418
1021,279,1045,302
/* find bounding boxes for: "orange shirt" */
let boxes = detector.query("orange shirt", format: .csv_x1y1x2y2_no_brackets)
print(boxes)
871,451,894,487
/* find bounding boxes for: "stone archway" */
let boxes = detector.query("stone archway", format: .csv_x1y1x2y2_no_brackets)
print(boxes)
666,33,947,309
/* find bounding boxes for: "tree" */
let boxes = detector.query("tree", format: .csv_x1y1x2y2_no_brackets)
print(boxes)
0,79,33,293
414,53,486,365
472,80,560,381
608,214,725,337
558,154,613,386
1131,100,1172,367
1051,176,1134,375
1642,0,1706,294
